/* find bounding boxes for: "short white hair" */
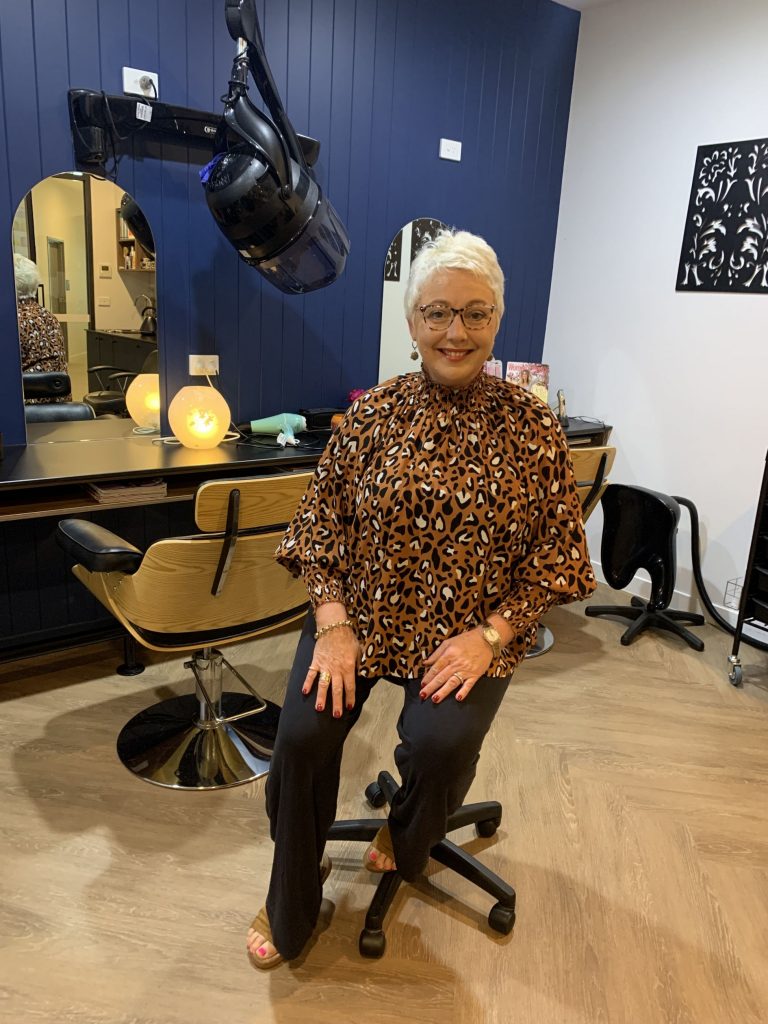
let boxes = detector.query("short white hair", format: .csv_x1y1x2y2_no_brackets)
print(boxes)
404,229,505,320
14,253,40,299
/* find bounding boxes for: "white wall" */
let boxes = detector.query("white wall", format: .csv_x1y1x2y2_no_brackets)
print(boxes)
545,0,768,620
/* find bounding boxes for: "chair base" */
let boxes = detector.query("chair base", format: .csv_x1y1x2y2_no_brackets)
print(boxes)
586,595,705,652
524,624,554,659
116,692,280,790
328,770,516,958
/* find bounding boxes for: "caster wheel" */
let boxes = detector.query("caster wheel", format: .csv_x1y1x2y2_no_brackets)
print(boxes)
728,665,743,687
475,817,500,838
359,929,386,958
365,782,386,808
488,903,515,935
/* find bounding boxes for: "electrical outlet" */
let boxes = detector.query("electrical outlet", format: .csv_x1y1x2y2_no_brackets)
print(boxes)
189,354,220,376
122,67,159,99
439,138,462,162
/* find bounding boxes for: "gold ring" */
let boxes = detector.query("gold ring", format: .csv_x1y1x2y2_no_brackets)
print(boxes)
452,672,465,684
319,670,332,684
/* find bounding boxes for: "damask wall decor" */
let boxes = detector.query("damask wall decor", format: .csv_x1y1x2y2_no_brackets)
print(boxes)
677,137,768,292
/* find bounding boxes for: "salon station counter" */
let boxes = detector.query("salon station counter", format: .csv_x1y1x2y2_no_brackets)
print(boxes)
0,419,322,522
0,420,323,661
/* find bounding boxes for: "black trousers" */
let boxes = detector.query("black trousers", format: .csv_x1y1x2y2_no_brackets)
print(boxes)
264,614,511,960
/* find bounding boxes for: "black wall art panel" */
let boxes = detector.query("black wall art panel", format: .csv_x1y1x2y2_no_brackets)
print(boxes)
677,138,768,292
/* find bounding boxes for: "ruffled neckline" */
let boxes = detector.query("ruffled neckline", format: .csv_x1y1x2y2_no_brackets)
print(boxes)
415,367,492,409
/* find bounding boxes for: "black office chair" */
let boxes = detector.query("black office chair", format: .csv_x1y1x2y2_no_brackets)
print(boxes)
585,484,705,651
329,771,515,958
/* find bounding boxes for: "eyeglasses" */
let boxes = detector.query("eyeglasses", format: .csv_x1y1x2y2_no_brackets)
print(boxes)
418,303,496,331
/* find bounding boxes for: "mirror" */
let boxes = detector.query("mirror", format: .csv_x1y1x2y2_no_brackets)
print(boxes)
12,172,157,427
377,217,448,383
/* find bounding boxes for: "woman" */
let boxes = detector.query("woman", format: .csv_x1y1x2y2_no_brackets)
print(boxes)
14,253,67,402
247,229,596,967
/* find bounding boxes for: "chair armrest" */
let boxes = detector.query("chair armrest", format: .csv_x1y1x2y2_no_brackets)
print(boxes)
57,520,144,574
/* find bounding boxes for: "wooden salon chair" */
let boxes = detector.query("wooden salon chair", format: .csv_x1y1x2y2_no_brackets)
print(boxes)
526,444,616,658
57,472,313,790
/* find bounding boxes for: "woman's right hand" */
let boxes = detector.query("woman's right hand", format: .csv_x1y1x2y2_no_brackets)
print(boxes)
303,622,360,717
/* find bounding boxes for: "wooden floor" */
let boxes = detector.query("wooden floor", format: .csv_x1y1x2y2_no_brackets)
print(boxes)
1,594,767,1024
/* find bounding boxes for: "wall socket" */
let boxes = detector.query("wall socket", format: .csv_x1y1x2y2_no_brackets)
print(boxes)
189,354,220,376
122,67,159,99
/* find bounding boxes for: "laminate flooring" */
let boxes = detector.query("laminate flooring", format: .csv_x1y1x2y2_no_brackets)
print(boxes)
0,594,766,1024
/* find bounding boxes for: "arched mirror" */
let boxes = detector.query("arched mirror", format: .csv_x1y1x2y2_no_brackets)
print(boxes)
377,217,448,383
12,172,158,430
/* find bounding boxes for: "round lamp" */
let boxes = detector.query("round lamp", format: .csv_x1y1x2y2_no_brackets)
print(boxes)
168,385,231,450
125,373,161,431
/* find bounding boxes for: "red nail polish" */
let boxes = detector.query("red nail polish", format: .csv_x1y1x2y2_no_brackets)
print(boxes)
347,703,354,711
432,695,439,703
456,693,464,701
420,692,428,701
316,703,323,711
333,710,341,718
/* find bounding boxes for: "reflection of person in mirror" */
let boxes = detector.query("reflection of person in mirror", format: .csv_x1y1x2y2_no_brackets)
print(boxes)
14,253,67,403
245,229,596,969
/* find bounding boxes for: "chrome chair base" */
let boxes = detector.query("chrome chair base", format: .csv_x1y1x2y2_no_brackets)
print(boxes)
524,624,554,659
116,690,280,790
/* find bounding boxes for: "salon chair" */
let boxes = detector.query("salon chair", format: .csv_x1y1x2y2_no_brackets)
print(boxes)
526,445,616,658
585,484,705,651
57,472,313,790
84,366,137,417
23,371,96,421
25,402,95,422
22,370,71,400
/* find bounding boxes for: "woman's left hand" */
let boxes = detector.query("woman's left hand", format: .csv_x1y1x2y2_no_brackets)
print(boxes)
420,628,493,703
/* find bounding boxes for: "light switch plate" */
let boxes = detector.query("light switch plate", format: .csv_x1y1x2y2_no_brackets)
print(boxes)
439,138,462,162
122,67,159,99
96,295,110,306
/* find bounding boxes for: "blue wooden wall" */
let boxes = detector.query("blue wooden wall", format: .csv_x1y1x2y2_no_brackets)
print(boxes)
0,0,579,446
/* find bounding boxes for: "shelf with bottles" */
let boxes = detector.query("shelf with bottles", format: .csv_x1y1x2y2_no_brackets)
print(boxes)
116,210,156,272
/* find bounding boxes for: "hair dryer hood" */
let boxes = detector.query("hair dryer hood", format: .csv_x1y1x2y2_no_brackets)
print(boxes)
203,146,349,294
203,0,350,295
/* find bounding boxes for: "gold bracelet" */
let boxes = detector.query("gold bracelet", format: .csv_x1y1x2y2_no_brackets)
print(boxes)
314,619,355,641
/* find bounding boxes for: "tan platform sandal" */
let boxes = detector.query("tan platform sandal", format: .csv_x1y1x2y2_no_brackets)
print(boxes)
247,852,332,970
364,824,397,873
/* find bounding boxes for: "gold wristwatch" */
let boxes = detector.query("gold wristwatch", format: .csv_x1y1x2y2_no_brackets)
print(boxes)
481,621,502,660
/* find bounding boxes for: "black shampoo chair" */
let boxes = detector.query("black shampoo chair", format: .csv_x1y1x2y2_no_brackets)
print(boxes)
585,484,705,651
57,473,313,789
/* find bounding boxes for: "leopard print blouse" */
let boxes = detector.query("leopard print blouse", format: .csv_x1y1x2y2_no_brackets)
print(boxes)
276,370,596,678
18,298,67,404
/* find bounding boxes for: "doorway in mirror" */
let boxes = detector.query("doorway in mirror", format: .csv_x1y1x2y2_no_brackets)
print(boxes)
377,218,448,384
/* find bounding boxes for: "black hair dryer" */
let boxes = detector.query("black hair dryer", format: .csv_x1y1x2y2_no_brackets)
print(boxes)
201,0,350,294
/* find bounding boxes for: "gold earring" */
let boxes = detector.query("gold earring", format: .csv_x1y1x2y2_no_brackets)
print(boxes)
410,341,419,362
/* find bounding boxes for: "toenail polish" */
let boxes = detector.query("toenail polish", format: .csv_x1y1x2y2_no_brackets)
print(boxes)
257,947,266,957
369,851,377,861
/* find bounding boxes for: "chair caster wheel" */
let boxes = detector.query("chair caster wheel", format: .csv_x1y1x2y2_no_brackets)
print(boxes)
365,781,386,808
728,664,743,686
359,928,386,958
475,817,500,838
488,903,515,935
